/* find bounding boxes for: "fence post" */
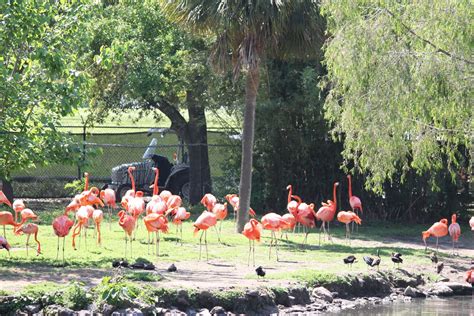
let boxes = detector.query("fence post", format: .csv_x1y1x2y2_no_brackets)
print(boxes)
77,124,86,179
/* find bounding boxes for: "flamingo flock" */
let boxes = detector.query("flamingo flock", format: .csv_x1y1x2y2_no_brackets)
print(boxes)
0,170,472,271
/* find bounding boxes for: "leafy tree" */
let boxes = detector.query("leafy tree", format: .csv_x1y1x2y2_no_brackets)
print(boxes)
161,1,326,231
89,2,215,203
321,1,473,193
0,2,92,199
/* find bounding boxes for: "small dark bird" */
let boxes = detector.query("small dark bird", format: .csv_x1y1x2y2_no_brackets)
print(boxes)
371,250,381,271
255,266,266,278
430,252,438,264
391,253,403,268
343,255,357,268
363,256,374,269
436,262,444,274
112,259,129,268
167,263,177,272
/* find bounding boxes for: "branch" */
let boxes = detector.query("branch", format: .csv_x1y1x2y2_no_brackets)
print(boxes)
147,99,188,136
384,8,474,65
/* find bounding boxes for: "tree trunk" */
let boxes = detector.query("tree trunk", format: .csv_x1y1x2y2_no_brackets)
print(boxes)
187,89,212,204
237,65,260,232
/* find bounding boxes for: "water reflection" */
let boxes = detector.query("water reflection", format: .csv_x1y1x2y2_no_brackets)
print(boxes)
341,296,474,316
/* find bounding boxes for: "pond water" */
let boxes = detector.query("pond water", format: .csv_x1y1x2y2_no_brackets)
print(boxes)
341,296,474,315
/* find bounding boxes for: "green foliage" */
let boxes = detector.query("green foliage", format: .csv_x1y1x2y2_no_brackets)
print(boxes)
64,179,86,195
21,282,62,300
0,289,11,296
95,277,143,308
62,282,91,310
321,1,473,193
0,2,95,179
124,272,163,282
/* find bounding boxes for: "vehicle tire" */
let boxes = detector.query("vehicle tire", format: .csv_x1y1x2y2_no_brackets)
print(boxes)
117,184,131,202
170,176,190,201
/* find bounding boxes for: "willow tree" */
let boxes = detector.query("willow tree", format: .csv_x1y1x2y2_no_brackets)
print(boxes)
321,1,473,193
160,1,325,231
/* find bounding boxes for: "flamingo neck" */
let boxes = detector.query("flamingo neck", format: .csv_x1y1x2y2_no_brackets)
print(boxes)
287,185,292,204
128,170,136,192
84,173,89,191
332,183,338,209
348,175,353,198
153,169,159,196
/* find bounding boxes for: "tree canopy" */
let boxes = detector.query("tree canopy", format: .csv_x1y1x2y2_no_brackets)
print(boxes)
321,1,473,193
0,2,92,179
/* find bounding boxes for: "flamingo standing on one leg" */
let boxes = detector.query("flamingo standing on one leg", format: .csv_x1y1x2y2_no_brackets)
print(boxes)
118,210,136,258
242,218,263,266
193,211,217,261
14,223,41,257
168,206,190,244
52,214,74,263
0,236,11,256
92,209,104,245
261,212,289,261
0,190,12,208
422,219,448,252
12,200,25,222
143,213,169,256
448,214,461,255
337,211,362,244
316,182,339,245
347,175,363,232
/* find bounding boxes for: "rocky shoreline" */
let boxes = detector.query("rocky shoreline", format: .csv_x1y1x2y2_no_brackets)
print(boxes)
1,269,472,315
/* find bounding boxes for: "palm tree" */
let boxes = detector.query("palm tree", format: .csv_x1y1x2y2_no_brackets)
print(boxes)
161,1,325,232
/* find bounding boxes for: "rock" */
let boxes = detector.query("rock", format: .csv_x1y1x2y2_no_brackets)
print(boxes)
154,307,169,315
42,304,75,316
210,306,226,315
288,286,311,305
404,286,425,298
76,311,93,316
24,304,42,314
112,308,143,316
429,284,454,297
437,277,450,282
101,303,115,316
245,290,259,297
197,308,211,316
311,287,334,303
442,282,473,295
404,296,412,302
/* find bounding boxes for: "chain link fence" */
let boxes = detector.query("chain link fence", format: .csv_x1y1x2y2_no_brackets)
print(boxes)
11,126,239,198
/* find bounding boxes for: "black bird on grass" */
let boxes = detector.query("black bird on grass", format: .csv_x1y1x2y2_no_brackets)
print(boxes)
391,253,403,268
436,262,444,274
364,250,380,270
256,266,266,278
430,252,438,265
112,258,129,268
343,255,357,268
167,263,177,272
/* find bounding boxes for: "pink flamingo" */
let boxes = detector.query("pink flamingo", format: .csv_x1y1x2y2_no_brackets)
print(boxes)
167,195,182,212
159,190,172,203
316,182,339,245
225,193,256,219
201,193,217,212
100,188,116,229
337,211,362,243
347,175,363,232
92,209,104,245
12,200,25,222
19,208,38,223
280,213,296,240
211,202,227,243
0,211,20,238
118,210,137,258
14,223,41,257
448,214,461,255
469,216,474,231
242,218,263,266
146,167,162,214
143,213,169,256
0,236,11,256
297,203,318,245
193,211,217,261
422,218,448,252
71,206,92,250
171,206,190,244
261,212,289,261
52,214,74,262
0,190,12,207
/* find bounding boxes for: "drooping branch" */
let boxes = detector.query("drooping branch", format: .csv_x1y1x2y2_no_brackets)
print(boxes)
147,99,188,137
384,8,474,65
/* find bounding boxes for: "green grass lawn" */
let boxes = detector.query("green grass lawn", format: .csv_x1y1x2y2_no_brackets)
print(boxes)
0,207,450,279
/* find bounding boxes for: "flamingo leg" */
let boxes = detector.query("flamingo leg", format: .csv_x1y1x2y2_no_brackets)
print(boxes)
252,240,256,267
3,226,5,239
268,231,273,259
147,232,150,255
62,237,65,265
327,221,332,242
214,225,222,244
274,231,279,261
247,239,251,266
205,230,209,261
26,234,30,257
319,222,323,246
130,234,133,258
124,232,128,258
180,224,183,245
56,236,60,260
156,231,160,257
436,237,439,252
199,230,204,260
